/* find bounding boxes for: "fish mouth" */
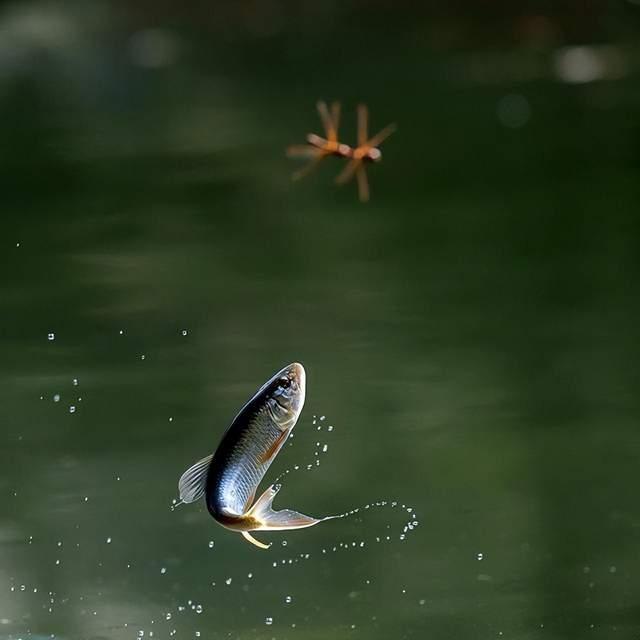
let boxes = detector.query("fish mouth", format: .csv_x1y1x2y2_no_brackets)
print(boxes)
288,362,305,387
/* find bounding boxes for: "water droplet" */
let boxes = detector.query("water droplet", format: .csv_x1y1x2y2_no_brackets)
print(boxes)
119,330,124,335
160,567,167,574
181,330,188,336
247,572,253,579
165,613,172,620
225,577,232,585
106,537,112,544
281,540,288,547
47,333,55,341
284,595,292,604
327,425,333,431
169,417,173,422
53,394,61,403
609,565,617,573
322,444,328,453
140,355,146,360
320,415,326,421
195,604,203,614
69,406,76,414
477,552,484,561
265,617,273,626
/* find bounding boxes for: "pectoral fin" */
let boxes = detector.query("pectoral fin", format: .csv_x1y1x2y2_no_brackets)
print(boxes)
246,484,321,531
258,429,290,465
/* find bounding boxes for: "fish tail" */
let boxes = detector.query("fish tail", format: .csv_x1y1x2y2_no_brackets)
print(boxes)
246,484,321,531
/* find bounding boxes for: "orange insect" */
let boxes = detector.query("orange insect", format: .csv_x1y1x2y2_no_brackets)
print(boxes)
335,104,397,202
286,101,352,181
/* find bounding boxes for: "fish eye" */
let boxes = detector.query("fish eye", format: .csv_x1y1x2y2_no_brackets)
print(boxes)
279,377,291,389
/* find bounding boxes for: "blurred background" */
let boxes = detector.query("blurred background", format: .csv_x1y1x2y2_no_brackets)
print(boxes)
1,1,640,639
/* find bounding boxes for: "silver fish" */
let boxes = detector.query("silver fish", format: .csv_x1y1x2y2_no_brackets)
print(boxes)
177,362,323,549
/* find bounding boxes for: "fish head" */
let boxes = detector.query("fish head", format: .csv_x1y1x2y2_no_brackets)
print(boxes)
265,362,306,428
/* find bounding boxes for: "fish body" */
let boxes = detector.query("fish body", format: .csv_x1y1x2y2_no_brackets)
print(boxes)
178,362,322,549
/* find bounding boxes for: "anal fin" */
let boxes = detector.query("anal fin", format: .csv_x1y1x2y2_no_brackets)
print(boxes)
241,531,271,550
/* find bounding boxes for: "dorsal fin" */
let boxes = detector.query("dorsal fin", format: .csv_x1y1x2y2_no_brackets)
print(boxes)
178,454,213,504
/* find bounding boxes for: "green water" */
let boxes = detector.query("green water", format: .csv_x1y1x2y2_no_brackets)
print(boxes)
1,2,640,639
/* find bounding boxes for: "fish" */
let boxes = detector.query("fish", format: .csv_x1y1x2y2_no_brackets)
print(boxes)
177,362,325,549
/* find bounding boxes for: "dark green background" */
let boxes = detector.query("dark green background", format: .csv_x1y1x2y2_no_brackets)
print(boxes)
1,2,639,639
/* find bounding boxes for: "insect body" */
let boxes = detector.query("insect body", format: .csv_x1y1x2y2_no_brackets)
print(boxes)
335,104,397,202
286,101,351,181
287,102,396,202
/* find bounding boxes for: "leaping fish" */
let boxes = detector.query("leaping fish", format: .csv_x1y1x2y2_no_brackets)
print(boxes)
177,362,328,549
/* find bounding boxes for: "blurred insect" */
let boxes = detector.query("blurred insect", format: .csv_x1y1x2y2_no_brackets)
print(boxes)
335,104,397,202
286,100,352,181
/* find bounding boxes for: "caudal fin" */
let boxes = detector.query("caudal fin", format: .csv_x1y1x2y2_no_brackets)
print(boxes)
246,484,321,531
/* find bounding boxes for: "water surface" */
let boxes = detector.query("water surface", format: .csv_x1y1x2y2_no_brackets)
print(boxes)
1,3,640,639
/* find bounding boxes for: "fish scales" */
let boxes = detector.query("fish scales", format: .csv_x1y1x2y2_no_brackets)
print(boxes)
211,409,280,513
